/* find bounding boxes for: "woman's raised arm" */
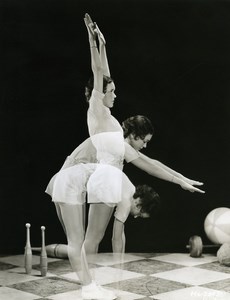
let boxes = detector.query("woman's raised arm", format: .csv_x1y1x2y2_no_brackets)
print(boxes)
84,13,103,92
94,23,110,77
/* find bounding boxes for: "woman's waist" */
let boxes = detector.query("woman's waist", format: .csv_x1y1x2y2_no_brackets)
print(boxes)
96,160,124,169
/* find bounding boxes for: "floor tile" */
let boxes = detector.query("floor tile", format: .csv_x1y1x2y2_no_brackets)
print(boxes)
129,253,168,259
0,261,16,271
87,252,144,266
151,266,230,285
1,253,230,300
106,275,190,297
202,277,230,293
62,266,145,285
8,266,56,278
0,270,39,286
9,276,80,298
113,289,145,300
113,259,184,275
0,255,37,268
152,286,230,300
0,286,41,300
34,260,72,275
0,255,59,268
48,289,82,300
49,288,144,300
151,253,218,266
198,261,230,274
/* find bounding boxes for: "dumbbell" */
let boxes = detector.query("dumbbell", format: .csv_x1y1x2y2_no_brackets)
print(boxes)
186,235,221,257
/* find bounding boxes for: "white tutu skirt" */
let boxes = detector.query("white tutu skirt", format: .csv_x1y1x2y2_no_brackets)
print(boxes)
87,164,131,207
49,163,131,207
51,164,96,205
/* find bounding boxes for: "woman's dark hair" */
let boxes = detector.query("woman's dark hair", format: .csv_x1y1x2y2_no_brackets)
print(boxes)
122,115,154,140
85,75,113,102
134,184,160,216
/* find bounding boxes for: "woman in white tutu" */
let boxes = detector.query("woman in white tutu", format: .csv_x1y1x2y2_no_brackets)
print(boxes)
47,15,205,210
51,161,119,300
45,14,205,298
84,13,126,210
51,162,160,252
82,13,205,255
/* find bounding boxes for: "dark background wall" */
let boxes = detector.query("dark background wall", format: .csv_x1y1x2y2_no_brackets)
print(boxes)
1,0,230,254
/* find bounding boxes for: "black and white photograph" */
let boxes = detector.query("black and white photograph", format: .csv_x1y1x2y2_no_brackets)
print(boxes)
1,0,230,299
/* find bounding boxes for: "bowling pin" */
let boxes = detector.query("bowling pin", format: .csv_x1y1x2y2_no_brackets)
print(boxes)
32,244,68,258
40,226,48,276
24,223,32,274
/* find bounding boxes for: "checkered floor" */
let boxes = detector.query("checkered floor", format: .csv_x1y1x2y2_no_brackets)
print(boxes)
0,251,230,299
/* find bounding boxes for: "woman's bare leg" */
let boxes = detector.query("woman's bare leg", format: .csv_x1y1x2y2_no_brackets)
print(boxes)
84,203,114,255
58,203,91,285
55,203,66,235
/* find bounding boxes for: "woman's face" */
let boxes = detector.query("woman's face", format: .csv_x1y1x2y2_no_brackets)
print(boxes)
103,82,116,108
128,134,153,151
130,197,150,219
